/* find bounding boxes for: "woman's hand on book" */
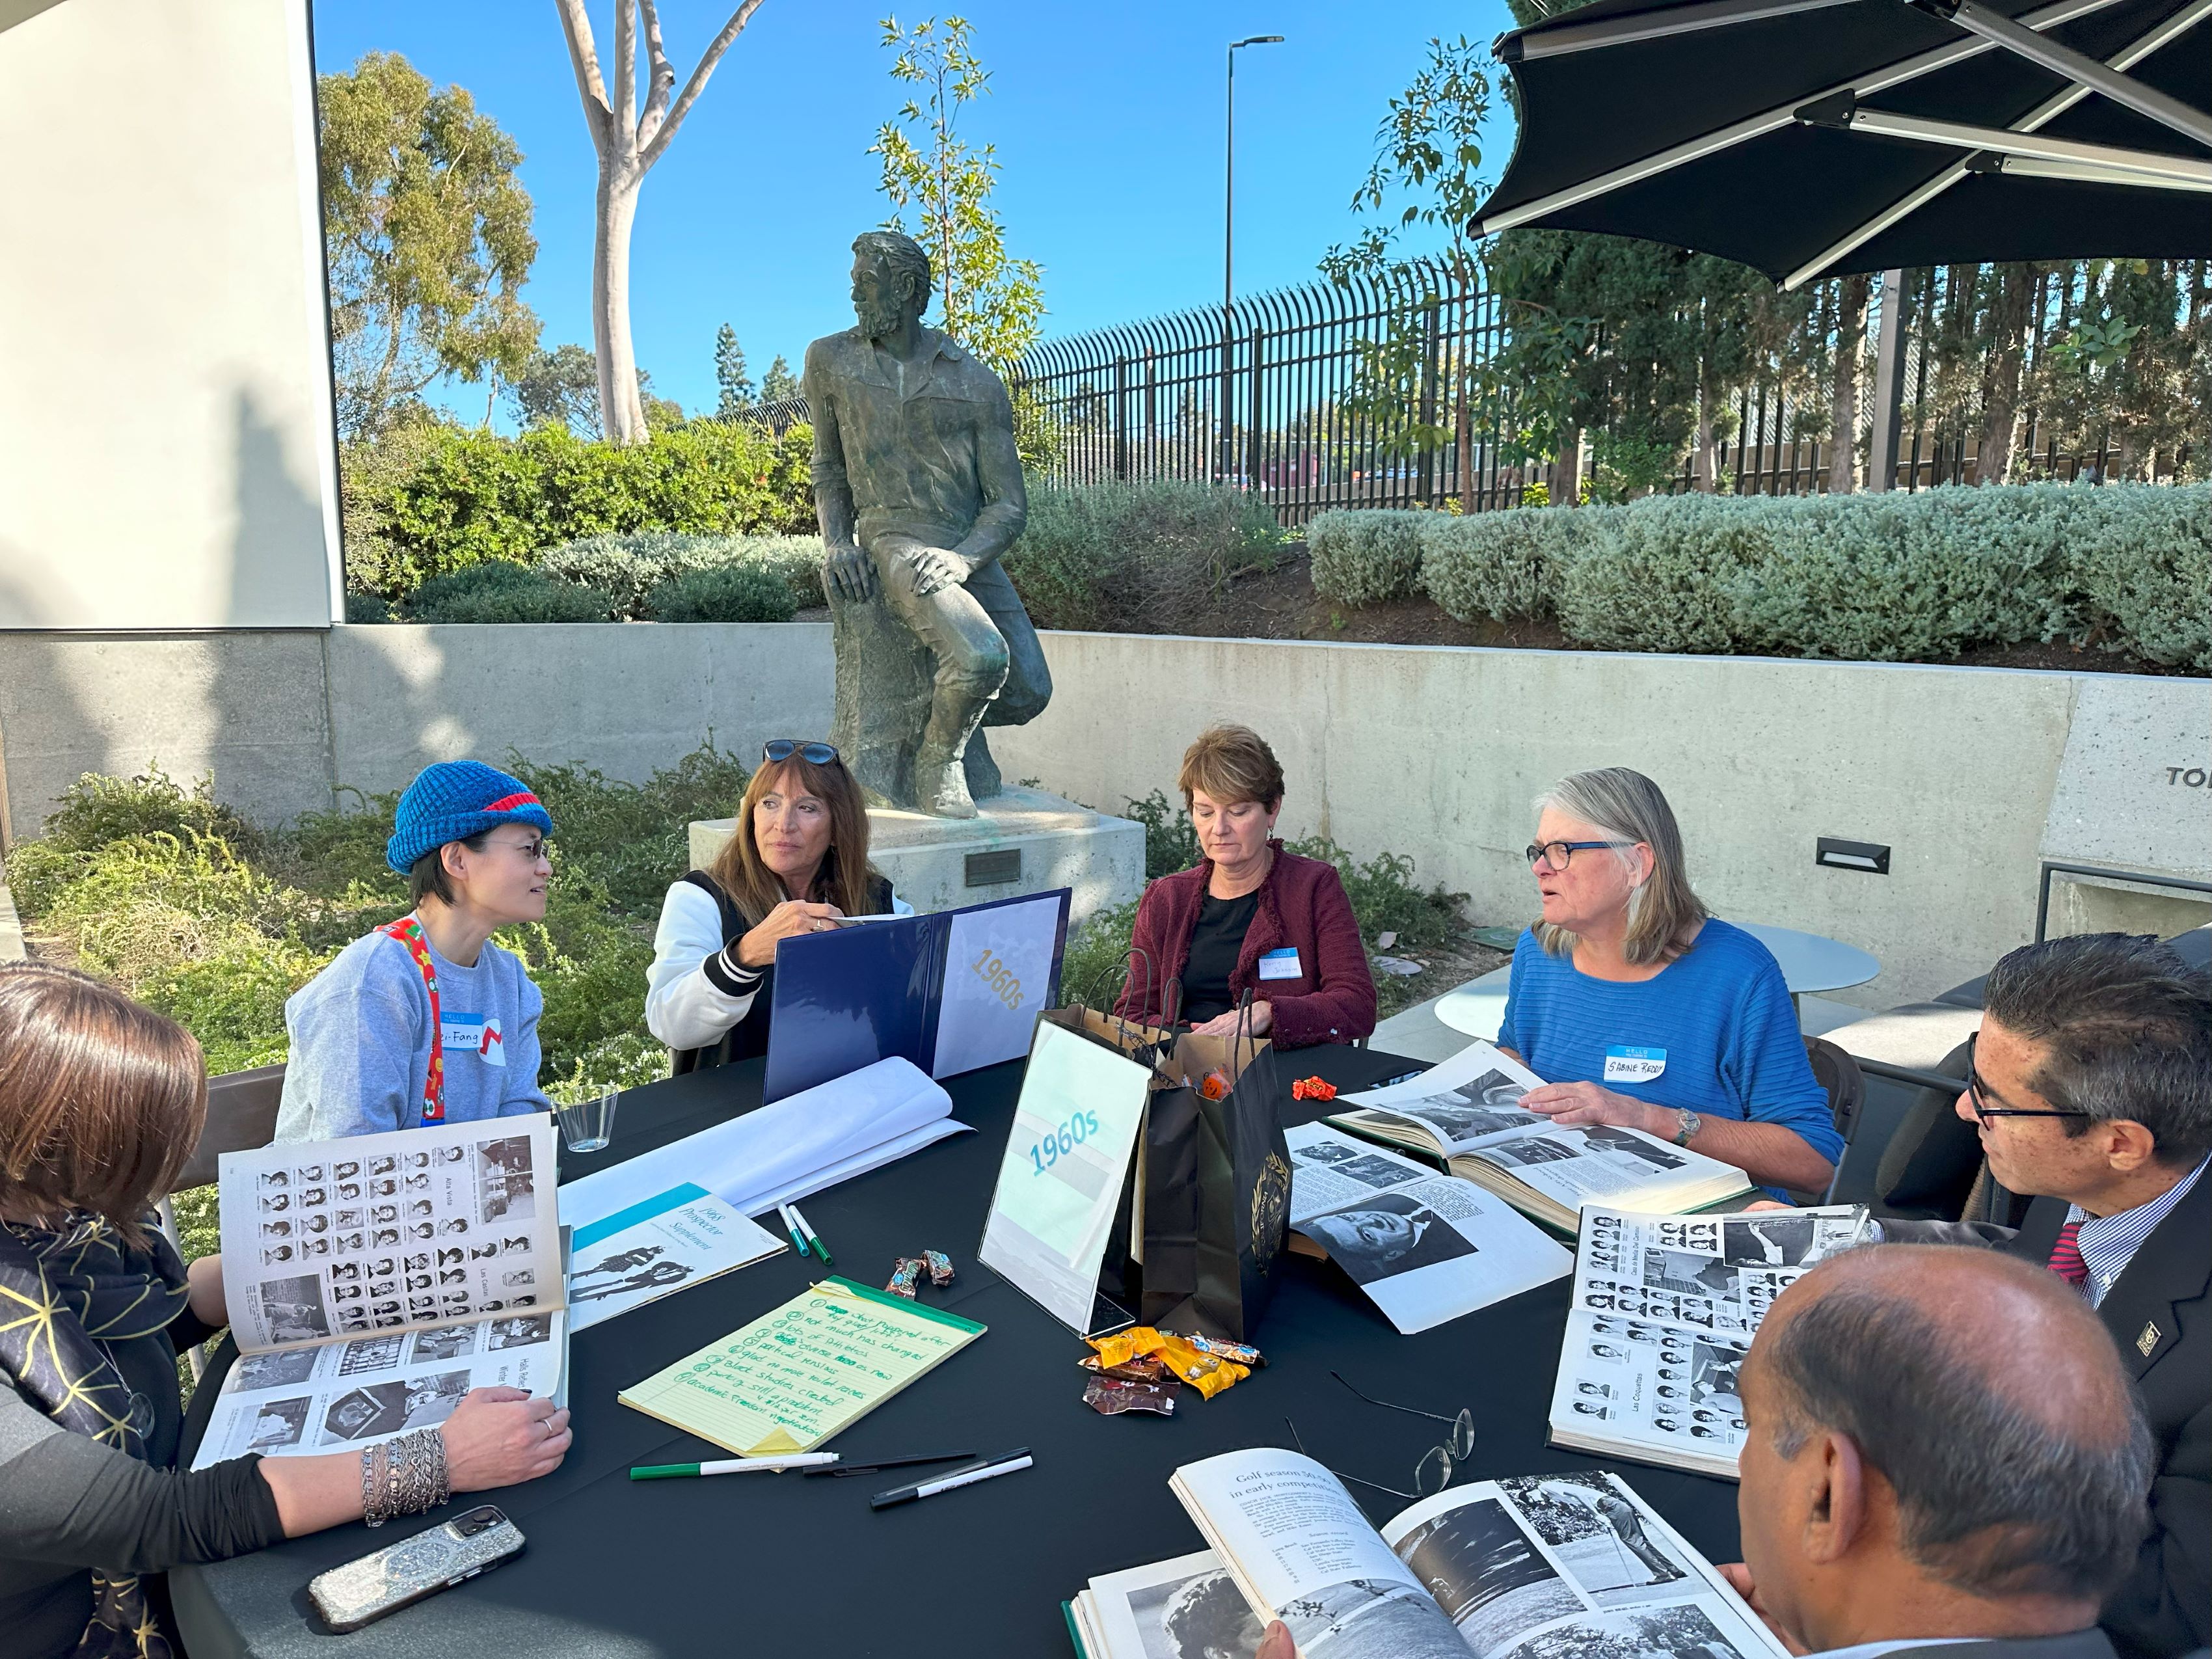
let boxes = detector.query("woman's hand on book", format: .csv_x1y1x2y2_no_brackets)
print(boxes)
1518,1079,1666,1136
442,1387,572,1490
1253,1620,1295,1659
1716,1563,1807,1654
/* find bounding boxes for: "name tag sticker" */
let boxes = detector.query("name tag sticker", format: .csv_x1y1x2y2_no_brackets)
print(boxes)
1258,947,1302,982
441,1014,506,1066
1603,1044,1667,1084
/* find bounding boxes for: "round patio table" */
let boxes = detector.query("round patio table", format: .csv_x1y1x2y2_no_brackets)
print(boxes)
170,1045,1746,1658
1435,923,1880,1041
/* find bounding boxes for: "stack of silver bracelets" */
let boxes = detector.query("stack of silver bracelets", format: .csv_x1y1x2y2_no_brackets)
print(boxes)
359,1427,450,1528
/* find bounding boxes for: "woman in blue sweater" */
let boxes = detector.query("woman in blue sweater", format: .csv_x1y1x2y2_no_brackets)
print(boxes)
1500,768,1840,1197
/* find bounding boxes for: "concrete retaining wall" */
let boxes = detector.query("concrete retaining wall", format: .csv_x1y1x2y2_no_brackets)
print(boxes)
2,621,2200,1004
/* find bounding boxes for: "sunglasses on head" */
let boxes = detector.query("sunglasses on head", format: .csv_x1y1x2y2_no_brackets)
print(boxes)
762,740,841,766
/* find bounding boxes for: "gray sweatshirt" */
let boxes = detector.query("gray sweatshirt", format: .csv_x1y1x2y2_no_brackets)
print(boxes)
274,928,550,1142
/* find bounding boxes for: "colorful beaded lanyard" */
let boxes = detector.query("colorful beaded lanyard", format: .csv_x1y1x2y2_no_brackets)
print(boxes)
378,915,446,1124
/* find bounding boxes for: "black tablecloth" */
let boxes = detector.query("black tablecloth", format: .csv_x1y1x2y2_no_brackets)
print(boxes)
172,1044,1744,1658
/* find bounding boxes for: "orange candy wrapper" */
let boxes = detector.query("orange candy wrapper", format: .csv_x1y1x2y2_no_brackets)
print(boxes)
1291,1075,1338,1102
1083,1327,1262,1400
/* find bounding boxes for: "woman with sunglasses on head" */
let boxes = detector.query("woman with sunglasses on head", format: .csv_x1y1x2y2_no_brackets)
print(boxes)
647,740,913,1073
1496,768,1839,1198
0,964,570,1659
275,761,558,1142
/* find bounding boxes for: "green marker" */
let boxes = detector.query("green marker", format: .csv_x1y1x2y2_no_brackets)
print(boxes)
630,1452,839,1480
789,1203,832,1265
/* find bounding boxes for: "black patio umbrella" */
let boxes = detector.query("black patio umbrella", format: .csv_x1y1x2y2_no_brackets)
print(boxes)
1470,0,2212,286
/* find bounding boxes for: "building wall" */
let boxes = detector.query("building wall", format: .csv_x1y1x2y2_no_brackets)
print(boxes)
2,621,2200,1005
0,0,339,629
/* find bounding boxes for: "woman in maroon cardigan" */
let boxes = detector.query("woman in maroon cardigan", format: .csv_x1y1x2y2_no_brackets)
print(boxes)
1114,725,1377,1049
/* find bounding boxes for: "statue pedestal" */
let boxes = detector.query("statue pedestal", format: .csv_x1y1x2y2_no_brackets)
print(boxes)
688,787,1144,926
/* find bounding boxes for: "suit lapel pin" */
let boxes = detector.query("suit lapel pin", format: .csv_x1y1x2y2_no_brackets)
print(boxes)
2136,1321,2161,1358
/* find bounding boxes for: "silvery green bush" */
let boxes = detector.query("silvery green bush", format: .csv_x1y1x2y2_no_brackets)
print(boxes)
538,532,825,618
1306,509,1429,606
1420,505,1594,625
1312,481,2209,669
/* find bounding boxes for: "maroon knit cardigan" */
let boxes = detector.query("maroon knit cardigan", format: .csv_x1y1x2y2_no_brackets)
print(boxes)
1113,841,1377,1049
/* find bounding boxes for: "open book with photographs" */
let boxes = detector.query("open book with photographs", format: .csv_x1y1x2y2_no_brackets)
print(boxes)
192,1114,568,1472
1549,1203,1872,1479
1324,1043,1756,1232
1068,1449,1785,1659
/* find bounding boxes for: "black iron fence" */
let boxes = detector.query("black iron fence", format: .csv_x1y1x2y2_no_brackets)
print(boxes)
740,256,2200,520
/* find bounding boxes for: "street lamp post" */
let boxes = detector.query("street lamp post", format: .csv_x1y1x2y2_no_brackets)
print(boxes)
1221,34,1282,487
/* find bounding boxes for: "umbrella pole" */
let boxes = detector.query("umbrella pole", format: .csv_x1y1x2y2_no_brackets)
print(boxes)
1867,271,1908,492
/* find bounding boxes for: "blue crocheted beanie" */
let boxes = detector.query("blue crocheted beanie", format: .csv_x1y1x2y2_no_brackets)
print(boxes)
385,761,555,874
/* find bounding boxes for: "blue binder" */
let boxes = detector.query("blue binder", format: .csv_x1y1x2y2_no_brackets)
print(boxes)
761,887,1072,1103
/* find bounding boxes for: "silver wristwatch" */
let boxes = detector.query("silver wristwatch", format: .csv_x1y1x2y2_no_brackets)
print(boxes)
1670,1109,1702,1147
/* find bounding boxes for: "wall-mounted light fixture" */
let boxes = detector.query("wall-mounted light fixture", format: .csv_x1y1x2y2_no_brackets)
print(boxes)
1817,837,1890,874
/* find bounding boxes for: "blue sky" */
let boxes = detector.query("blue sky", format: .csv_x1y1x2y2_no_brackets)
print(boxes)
310,0,1520,422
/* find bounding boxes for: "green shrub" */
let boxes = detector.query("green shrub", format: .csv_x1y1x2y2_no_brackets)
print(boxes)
344,419,816,598
1056,898,1139,1008
2069,482,2212,668
345,591,393,624
1308,509,1431,606
1286,835,1463,951
401,560,615,625
539,531,826,618
1419,505,1585,623
1550,495,1764,654
644,563,799,624
1122,789,1200,879
506,746,752,920
1005,481,1287,632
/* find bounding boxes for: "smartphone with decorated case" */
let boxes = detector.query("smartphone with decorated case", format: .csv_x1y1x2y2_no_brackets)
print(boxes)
308,1504,524,1632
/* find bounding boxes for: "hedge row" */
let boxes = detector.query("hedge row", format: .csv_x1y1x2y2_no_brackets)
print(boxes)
1306,483,2211,669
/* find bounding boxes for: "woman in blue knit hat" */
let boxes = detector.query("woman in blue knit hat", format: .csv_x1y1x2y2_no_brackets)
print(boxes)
274,761,557,1142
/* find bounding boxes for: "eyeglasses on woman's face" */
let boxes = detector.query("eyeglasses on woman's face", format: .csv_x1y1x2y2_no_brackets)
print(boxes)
1524,839,1632,873
1962,1031,2092,1126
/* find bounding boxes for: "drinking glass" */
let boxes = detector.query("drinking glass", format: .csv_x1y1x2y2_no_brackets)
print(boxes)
557,1087,619,1153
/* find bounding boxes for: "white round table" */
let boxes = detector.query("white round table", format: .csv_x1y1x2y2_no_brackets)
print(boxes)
1433,922,1880,1042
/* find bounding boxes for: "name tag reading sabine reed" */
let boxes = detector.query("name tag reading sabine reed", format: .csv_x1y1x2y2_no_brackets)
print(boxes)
1257,948,1302,982
1602,1044,1666,1085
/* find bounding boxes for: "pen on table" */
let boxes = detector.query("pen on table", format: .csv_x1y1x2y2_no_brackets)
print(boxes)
802,1449,975,1479
870,1448,1032,1510
776,1203,808,1258
789,1204,832,1265
630,1452,839,1480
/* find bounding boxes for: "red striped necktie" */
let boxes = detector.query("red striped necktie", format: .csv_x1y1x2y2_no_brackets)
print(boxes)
2046,1218,2089,1288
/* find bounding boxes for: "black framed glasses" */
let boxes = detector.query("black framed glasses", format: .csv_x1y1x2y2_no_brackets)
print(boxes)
1963,1032,2092,1124
1525,839,1634,872
1285,1371,1477,1507
762,739,840,766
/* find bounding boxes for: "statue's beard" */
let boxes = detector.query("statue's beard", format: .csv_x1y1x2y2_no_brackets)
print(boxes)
855,298,912,340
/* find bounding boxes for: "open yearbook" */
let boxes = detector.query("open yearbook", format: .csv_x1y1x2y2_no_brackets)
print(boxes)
1286,1122,1572,1334
1075,1449,1788,1659
194,1114,567,1471
1326,1042,1755,1230
1548,1204,1872,1478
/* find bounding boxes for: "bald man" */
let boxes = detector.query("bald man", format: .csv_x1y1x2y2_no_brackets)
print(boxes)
1720,1245,2155,1659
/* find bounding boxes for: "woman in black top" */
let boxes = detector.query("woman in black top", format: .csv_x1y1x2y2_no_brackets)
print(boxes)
0,963,571,1659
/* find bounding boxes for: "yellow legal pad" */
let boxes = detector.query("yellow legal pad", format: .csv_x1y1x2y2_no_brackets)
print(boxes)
617,1276,988,1456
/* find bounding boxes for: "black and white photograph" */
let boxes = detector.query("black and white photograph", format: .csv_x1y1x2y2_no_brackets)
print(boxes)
1691,1343,1747,1414
487,1313,552,1350
1332,1153,1425,1193
316,1369,472,1445
1719,1217,1818,1268
232,1349,321,1392
474,1135,537,1224
1124,1566,1266,1659
1297,1139,1363,1167
236,1395,312,1453
1498,1600,1749,1659
1500,1476,1689,1606
1396,1072,1541,1147
1580,1127,1687,1172
1642,1251,1739,1301
1479,1135,1581,1169
1279,1580,1466,1659
572,1260,694,1304
410,1324,477,1362
338,1334,406,1375
1298,1191,1479,1285
254,1273,329,1342
1395,1496,1584,1652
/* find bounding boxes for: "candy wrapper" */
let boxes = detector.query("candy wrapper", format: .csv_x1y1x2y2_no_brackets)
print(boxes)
1083,1375,1180,1416
1083,1327,1263,1401
1078,1354,1169,1382
885,1250,956,1299
1291,1075,1338,1103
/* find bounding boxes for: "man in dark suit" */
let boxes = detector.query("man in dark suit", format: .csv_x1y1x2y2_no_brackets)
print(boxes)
1878,934,2209,1659
1721,1245,2155,1659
